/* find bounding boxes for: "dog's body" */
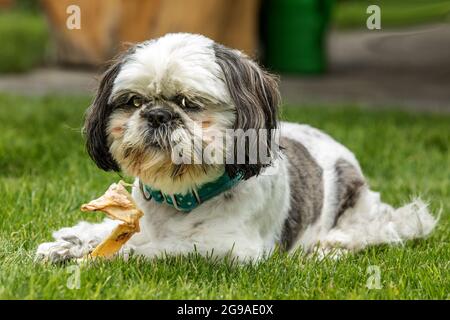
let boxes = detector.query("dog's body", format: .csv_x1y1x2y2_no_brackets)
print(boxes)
36,34,436,263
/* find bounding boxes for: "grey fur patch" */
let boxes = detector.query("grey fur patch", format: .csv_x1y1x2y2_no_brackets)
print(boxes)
84,44,139,172
280,137,324,251
333,158,366,226
84,58,123,171
213,43,280,180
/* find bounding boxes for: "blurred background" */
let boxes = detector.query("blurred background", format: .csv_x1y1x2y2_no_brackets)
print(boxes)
0,0,449,112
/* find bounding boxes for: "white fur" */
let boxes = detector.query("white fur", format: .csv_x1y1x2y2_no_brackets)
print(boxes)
112,33,230,105
36,34,437,263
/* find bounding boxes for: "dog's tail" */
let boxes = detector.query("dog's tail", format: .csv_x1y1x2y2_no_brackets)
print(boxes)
330,189,439,250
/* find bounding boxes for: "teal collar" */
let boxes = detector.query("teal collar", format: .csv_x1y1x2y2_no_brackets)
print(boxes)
139,172,243,213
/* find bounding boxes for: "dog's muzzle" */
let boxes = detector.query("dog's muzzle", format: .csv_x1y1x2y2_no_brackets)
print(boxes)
140,107,181,150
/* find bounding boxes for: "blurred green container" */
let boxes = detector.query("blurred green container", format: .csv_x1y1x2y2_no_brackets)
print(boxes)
264,0,334,74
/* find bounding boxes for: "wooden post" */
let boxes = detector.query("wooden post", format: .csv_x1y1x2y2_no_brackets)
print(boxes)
41,0,122,65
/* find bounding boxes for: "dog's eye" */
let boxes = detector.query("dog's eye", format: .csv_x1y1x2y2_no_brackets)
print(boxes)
131,96,144,108
175,95,201,111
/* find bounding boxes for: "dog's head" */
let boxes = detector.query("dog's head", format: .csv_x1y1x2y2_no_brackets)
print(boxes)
84,33,280,193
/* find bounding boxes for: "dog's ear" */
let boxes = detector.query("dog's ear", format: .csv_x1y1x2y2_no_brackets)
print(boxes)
83,60,122,172
213,43,280,179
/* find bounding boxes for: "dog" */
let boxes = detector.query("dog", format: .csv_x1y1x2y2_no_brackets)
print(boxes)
36,33,436,263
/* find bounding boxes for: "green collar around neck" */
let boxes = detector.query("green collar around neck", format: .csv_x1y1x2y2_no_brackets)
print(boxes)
139,171,243,213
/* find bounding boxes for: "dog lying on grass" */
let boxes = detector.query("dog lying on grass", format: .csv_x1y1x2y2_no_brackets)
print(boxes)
36,33,436,263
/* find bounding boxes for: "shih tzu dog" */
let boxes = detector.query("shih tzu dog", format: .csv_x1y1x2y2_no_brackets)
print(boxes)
36,33,436,263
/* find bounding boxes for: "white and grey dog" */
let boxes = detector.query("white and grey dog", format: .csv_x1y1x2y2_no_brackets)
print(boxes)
37,33,436,263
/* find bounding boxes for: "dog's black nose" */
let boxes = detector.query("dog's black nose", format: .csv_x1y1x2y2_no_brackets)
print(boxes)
141,108,172,127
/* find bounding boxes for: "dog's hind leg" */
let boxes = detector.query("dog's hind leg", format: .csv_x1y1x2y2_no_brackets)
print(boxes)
318,188,437,252
35,219,121,263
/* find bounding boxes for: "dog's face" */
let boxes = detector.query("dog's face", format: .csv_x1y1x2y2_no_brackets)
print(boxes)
84,33,279,193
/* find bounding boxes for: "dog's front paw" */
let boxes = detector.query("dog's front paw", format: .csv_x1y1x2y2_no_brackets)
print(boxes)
35,236,98,263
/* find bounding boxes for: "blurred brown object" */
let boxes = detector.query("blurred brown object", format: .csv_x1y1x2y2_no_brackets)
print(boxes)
0,0,14,9
41,0,260,67
154,0,259,56
41,0,140,66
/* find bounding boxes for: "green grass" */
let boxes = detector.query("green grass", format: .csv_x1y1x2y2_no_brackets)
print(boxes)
0,10,49,73
334,0,450,29
0,94,448,299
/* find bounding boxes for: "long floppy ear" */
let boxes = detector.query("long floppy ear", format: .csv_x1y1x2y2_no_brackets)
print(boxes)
83,60,122,172
213,43,280,179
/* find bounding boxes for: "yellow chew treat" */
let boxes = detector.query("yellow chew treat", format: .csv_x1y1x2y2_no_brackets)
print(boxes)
80,181,143,258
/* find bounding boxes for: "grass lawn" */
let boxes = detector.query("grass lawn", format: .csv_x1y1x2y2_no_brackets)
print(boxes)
0,94,448,299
